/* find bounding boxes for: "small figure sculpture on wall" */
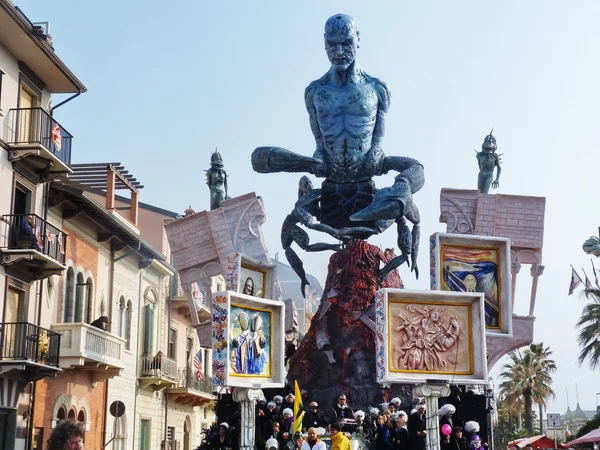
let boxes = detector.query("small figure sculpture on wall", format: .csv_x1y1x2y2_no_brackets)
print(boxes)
475,130,501,194
206,148,231,210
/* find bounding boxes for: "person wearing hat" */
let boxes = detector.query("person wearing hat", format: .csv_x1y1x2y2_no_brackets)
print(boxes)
330,423,351,450
282,393,295,412
407,404,427,450
210,423,232,450
281,408,294,433
267,437,279,450
442,426,467,450
274,395,284,413
391,411,409,450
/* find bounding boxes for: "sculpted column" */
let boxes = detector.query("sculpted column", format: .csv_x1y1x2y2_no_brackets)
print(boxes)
413,384,451,450
529,264,545,316
233,388,265,450
510,262,521,308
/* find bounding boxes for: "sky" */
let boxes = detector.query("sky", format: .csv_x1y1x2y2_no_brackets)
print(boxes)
18,0,600,414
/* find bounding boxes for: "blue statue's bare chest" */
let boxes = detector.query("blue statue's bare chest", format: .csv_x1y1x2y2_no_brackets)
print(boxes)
313,84,378,118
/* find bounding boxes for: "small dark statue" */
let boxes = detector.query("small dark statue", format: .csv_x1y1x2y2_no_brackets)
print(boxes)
206,149,230,210
475,130,501,194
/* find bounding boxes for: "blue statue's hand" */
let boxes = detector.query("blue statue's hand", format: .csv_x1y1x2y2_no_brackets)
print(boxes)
349,180,412,222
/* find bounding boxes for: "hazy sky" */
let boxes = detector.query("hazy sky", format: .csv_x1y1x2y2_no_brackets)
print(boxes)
21,0,600,413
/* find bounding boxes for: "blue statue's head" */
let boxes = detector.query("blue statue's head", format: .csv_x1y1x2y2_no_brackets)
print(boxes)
324,14,359,72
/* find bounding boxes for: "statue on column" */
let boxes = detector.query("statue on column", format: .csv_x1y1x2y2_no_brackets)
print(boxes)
206,149,230,210
475,130,501,194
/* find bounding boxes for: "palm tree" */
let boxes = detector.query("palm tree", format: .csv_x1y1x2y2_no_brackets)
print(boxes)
499,343,556,435
529,344,557,434
577,288,600,370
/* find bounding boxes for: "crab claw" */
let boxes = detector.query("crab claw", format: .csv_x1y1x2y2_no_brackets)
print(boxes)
252,146,323,173
349,183,412,222
378,255,409,285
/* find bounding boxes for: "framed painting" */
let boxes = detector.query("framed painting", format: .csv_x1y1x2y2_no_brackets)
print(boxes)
211,290,285,389
431,233,512,336
375,289,487,384
226,253,277,300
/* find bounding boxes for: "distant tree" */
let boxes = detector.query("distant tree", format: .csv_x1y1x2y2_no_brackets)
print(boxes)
575,413,600,439
499,343,556,435
529,344,557,434
577,288,600,370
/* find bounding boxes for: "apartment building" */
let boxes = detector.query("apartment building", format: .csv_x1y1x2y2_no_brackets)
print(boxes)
0,1,86,449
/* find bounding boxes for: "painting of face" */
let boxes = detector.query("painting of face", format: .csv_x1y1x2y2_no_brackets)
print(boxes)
239,265,266,298
440,245,500,328
388,300,473,375
229,304,272,377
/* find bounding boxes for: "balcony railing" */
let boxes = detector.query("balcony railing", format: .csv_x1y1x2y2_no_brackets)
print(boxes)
7,108,73,165
1,214,67,264
0,322,60,367
51,322,125,370
175,367,214,394
139,353,178,381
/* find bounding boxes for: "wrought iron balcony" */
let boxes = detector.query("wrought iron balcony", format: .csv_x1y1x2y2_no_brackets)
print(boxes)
51,322,126,382
0,322,61,380
1,214,67,280
6,108,73,178
138,353,178,390
169,367,215,406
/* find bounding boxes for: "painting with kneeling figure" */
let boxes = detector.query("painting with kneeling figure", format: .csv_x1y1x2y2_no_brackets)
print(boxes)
229,304,272,377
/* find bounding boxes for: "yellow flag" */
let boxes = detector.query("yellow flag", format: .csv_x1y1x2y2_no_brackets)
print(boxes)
293,380,304,433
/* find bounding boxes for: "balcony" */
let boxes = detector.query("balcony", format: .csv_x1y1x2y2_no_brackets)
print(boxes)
168,368,216,407
6,108,73,180
51,322,126,382
0,322,61,380
138,353,178,390
0,214,67,281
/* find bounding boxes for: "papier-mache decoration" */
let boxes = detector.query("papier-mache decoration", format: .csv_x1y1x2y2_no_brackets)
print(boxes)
212,290,285,389
226,253,277,300
375,288,487,384
430,232,512,336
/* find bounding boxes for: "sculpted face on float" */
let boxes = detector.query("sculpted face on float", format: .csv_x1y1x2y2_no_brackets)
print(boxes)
324,14,359,72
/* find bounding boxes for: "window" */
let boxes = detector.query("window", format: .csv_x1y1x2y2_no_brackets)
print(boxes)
74,273,86,322
13,182,32,215
116,297,125,337
142,304,154,356
140,419,150,450
186,337,193,367
168,328,177,359
63,268,75,323
125,301,132,350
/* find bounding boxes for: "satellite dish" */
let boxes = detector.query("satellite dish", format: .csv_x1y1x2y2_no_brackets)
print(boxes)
109,401,126,418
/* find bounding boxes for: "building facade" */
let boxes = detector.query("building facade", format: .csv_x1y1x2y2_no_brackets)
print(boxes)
0,1,86,449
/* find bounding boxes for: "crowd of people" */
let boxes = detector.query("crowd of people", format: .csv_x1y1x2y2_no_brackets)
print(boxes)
243,392,488,450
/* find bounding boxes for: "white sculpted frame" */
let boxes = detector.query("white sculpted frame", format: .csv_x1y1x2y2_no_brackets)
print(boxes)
211,290,285,389
375,289,487,384
226,253,277,300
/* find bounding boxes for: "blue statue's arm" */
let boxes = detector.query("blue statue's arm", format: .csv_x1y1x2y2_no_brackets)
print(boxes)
372,77,391,151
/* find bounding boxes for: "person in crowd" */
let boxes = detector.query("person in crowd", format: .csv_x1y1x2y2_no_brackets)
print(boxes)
256,400,268,450
267,437,279,450
47,420,84,450
271,421,283,443
274,395,284,413
210,423,232,450
407,404,427,450
281,408,294,433
330,423,351,450
282,393,295,412
302,427,326,450
334,394,354,421
439,404,457,442
284,431,304,450
303,401,326,431
372,414,391,450
443,426,467,450
391,411,409,450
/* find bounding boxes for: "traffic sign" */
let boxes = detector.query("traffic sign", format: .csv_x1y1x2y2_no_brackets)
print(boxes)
547,413,561,428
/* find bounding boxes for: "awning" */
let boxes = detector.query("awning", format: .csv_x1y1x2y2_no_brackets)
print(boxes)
565,426,600,446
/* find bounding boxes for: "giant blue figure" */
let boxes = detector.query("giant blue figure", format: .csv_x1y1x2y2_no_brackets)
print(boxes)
252,14,425,295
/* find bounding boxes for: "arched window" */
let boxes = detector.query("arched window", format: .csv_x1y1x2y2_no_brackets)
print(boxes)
68,408,76,421
57,406,66,421
116,297,125,337
125,301,132,350
75,273,86,322
63,268,75,323
142,290,157,356
77,410,86,441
